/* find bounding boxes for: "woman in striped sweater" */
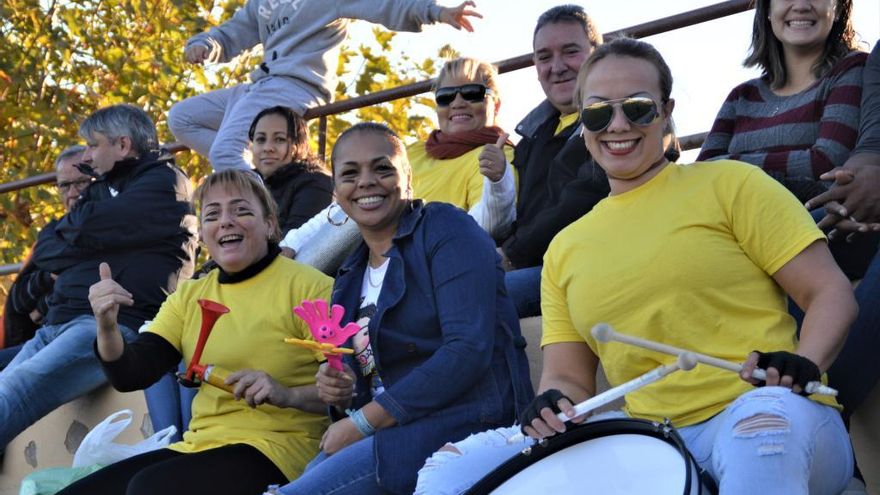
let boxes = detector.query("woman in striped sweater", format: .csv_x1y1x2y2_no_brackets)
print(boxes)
700,0,879,420
697,0,866,203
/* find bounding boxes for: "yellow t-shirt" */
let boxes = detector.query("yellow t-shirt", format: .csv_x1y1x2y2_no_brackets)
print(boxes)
147,256,333,480
407,141,515,211
541,161,837,427
554,112,579,136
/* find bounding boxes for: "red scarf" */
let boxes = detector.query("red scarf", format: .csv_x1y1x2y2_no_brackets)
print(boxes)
424,126,511,160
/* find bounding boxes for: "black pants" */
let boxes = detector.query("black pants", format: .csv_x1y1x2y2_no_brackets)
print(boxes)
58,444,286,495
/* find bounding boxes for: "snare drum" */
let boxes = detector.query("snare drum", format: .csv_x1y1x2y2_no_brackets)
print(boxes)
466,419,715,495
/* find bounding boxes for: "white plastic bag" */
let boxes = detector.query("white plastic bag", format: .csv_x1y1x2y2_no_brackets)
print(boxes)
71,409,176,468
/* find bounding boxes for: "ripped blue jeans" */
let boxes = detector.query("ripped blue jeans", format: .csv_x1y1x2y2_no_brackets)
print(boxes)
415,387,853,495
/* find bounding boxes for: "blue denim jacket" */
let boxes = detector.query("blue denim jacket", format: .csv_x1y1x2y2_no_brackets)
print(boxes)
332,201,533,494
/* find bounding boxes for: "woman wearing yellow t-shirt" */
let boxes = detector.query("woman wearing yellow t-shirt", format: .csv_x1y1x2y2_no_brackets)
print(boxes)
62,170,333,495
417,38,857,495
279,57,516,264
406,56,516,240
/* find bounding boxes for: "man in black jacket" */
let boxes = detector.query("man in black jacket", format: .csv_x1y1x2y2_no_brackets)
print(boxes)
499,5,609,317
1,146,92,369
0,104,197,450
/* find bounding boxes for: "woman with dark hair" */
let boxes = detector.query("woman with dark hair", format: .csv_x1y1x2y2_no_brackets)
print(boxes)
417,37,856,494
698,0,878,418
248,106,333,234
279,56,517,270
698,0,866,203
270,123,532,495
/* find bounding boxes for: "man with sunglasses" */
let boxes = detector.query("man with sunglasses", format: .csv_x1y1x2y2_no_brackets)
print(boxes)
499,5,610,318
1,146,92,369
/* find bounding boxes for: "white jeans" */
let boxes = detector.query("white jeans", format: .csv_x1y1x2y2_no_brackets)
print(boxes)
416,387,853,495
167,76,323,171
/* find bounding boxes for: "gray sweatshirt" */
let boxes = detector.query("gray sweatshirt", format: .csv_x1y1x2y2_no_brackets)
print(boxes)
188,0,444,103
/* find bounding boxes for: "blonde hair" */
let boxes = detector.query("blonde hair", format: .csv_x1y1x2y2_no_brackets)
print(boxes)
194,169,281,242
573,38,680,161
433,57,501,100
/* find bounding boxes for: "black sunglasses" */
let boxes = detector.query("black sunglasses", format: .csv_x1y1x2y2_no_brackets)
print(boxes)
580,97,660,133
434,84,493,107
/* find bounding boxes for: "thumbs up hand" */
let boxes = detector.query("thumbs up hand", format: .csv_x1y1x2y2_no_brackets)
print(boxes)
478,133,509,183
88,262,133,330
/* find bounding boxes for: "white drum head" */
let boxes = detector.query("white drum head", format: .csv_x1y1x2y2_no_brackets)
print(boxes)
491,433,687,495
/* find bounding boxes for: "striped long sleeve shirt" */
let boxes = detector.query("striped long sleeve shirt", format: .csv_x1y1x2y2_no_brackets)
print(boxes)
698,51,867,201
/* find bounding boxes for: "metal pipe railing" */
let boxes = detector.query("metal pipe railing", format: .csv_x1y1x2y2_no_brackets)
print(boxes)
0,0,752,275
0,263,23,277
0,0,751,196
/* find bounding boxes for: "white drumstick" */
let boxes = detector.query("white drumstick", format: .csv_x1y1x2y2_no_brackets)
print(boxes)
507,352,698,444
591,323,837,396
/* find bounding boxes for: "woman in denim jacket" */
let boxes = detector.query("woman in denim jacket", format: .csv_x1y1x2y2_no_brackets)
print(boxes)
271,122,533,495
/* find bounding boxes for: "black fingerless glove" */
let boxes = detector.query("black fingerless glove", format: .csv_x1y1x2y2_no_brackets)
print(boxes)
754,350,820,394
518,389,571,433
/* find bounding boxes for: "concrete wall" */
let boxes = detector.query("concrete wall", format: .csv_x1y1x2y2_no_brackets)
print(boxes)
0,387,148,495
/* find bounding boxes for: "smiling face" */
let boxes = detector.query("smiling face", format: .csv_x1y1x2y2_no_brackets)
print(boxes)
533,21,594,114
769,0,837,55
81,132,132,176
581,55,673,195
332,131,411,238
200,184,275,275
251,113,294,178
435,75,499,134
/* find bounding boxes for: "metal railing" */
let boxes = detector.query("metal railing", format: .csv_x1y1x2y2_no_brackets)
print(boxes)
0,0,752,275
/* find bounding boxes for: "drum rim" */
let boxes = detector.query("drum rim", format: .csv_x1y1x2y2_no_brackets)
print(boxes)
465,418,697,495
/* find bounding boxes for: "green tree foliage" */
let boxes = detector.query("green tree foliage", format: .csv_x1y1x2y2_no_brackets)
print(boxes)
319,29,455,152
0,1,451,298
0,0,257,264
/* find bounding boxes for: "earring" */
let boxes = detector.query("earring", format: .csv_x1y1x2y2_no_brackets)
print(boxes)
327,202,349,226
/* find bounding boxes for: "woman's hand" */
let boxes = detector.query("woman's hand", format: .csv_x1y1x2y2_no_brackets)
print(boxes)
316,362,356,408
320,418,363,455
226,369,290,408
519,389,586,440
438,1,482,32
29,309,44,324
740,351,821,395
478,134,509,183
88,263,133,332
88,262,133,361
185,43,210,64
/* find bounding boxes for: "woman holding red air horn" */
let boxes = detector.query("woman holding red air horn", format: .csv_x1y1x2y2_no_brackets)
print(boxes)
63,169,333,495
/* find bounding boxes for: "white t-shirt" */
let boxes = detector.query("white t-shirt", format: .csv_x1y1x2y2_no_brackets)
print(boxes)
353,258,389,397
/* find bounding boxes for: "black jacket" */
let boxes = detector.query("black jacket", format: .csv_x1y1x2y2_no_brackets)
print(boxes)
1,226,56,347
262,161,333,234
33,151,197,330
502,101,610,268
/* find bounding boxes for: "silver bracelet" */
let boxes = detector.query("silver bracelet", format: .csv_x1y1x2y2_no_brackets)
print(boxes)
348,408,376,437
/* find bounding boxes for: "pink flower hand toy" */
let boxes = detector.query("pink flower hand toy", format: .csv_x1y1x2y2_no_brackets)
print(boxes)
289,299,359,371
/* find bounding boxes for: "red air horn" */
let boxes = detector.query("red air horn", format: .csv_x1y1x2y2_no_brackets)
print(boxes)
177,299,235,393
